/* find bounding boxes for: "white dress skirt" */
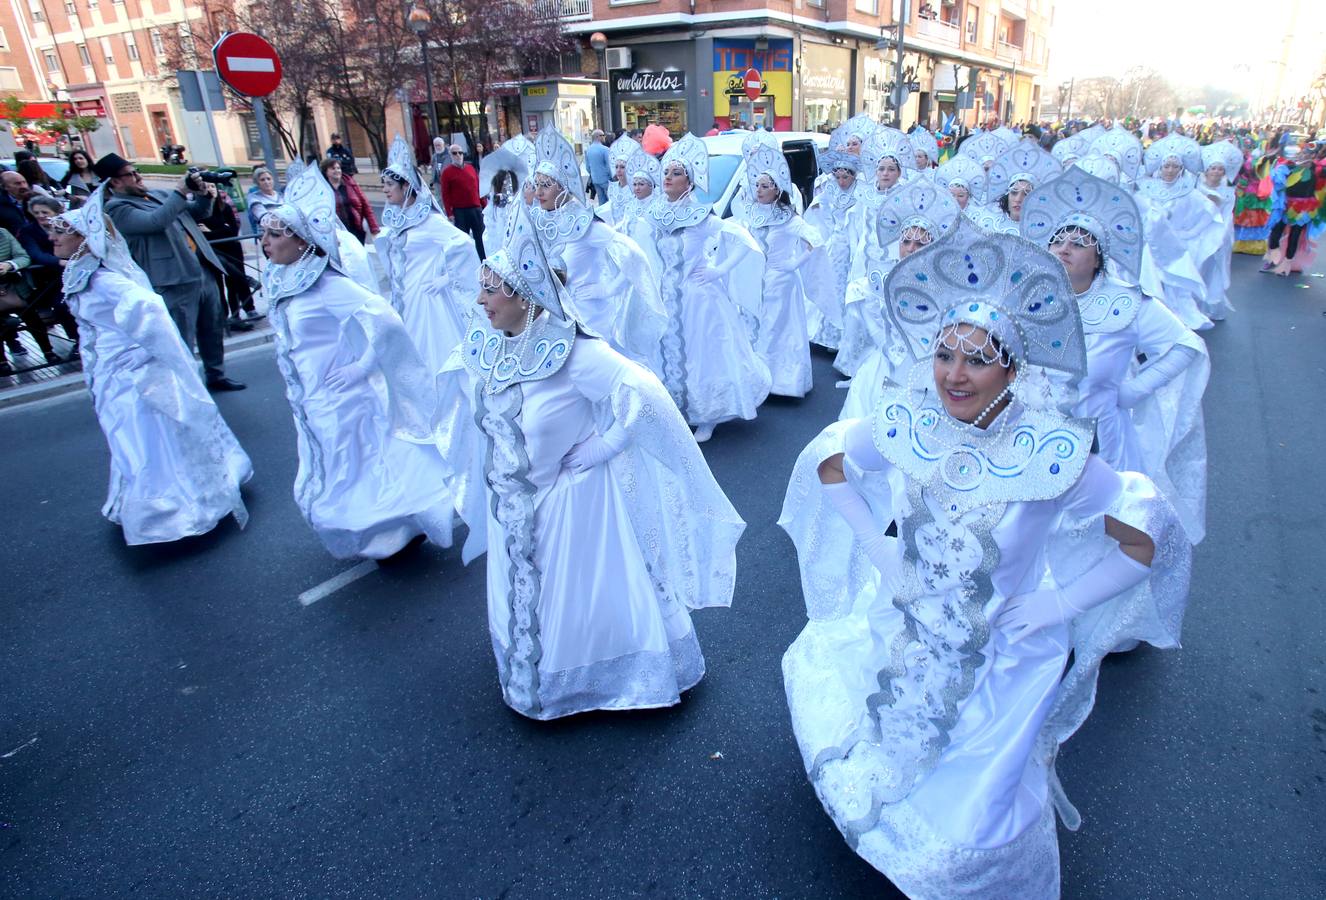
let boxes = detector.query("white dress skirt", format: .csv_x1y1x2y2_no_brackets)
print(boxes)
642,209,772,427
440,329,745,719
803,186,864,350
780,398,1190,899
380,210,482,376
268,269,454,559
747,214,835,397
1192,182,1236,321
69,269,251,544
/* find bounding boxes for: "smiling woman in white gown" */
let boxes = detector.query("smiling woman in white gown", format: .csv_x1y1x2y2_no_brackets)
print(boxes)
779,219,1191,899
436,202,744,720
51,186,251,545
378,134,481,376
259,164,454,560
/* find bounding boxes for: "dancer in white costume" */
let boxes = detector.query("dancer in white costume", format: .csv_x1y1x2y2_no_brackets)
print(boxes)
780,219,1191,899
479,142,532,247
1192,140,1242,322
637,134,770,442
933,155,987,213
839,178,960,421
908,127,939,175
52,186,251,544
530,128,666,372
259,164,454,560
1050,133,1090,169
379,135,482,375
804,150,864,350
968,140,1062,235
735,140,833,398
1135,133,1219,331
596,133,640,227
1022,166,1209,544
618,146,661,240
436,202,744,720
956,130,1006,173
838,127,919,375
1092,126,1144,191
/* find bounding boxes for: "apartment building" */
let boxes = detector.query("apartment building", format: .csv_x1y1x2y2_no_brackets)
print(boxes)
518,0,1053,136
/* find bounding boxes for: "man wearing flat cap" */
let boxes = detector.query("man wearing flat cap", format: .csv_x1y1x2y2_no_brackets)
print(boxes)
95,152,245,391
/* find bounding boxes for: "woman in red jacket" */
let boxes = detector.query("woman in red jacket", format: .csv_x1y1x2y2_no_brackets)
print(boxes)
319,158,379,243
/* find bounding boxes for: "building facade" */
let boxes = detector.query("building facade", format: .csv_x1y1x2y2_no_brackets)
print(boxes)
525,0,1053,135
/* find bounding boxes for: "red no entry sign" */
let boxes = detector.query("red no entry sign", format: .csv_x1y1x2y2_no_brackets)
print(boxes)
212,32,282,97
743,68,763,102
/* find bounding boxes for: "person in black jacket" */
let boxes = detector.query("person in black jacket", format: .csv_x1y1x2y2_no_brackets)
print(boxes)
325,133,357,176
196,187,260,326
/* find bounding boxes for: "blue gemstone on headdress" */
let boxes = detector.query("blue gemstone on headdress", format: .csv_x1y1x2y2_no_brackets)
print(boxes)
990,311,999,319
969,303,979,311
1113,309,1120,315
921,337,929,344
1051,339,1062,347
887,428,897,438
1029,302,1042,311
917,304,928,311
1010,271,1022,283
916,273,928,282
1050,463,1061,474
900,300,909,307
967,273,978,284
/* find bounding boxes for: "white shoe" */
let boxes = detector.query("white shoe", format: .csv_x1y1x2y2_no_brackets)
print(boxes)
694,424,714,443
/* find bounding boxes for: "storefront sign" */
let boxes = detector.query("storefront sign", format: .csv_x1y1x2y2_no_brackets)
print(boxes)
712,39,793,122
525,86,549,97
614,71,685,94
802,70,848,96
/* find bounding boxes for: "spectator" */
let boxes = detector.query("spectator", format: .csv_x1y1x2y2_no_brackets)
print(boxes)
438,143,485,259
0,224,64,371
96,152,245,391
17,159,56,196
197,186,260,327
16,194,79,351
60,149,99,200
245,166,282,232
585,129,611,205
319,158,378,244
325,132,357,176
0,171,34,235
429,136,449,202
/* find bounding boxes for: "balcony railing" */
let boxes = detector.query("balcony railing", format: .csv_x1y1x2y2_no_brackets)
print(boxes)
1001,0,1027,20
914,16,961,47
995,40,1023,63
532,0,591,22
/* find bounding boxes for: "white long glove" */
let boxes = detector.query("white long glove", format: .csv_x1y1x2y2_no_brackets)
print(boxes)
325,358,372,393
561,424,628,474
1117,344,1198,409
997,547,1151,642
824,481,896,574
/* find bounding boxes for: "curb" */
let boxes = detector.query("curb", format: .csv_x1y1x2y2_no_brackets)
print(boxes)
0,327,276,412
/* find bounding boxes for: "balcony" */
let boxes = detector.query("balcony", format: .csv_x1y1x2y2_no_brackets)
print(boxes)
1001,0,1027,19
531,0,591,22
913,16,961,47
995,40,1022,63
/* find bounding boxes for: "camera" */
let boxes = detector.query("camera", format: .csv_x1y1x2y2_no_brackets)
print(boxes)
186,166,238,188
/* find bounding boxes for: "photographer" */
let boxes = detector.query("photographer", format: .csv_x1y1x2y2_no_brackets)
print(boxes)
96,152,245,391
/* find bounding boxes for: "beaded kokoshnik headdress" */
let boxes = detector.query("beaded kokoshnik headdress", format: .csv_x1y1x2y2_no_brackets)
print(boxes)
660,132,709,193
626,146,661,187
1020,166,1143,283
876,179,961,250
381,133,440,229
985,140,1063,201
1144,133,1204,176
882,216,1087,381
1201,141,1243,184
534,128,586,205
260,161,347,300
933,155,987,203
53,182,153,294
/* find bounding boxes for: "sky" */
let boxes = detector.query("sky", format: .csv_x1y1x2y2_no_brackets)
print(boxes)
1046,0,1323,101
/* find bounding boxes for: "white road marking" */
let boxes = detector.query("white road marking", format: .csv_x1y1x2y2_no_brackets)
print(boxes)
1,735,38,758
226,57,276,73
298,560,378,606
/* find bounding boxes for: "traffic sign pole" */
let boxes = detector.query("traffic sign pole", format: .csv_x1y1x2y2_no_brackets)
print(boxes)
252,96,277,176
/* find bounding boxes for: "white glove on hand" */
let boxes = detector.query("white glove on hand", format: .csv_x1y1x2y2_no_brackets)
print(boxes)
325,359,371,392
997,547,1152,642
1116,345,1197,410
825,481,897,575
561,428,627,474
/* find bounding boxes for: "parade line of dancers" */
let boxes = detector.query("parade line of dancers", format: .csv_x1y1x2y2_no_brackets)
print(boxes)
50,114,1295,897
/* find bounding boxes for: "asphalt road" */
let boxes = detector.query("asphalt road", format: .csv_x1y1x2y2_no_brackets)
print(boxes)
2,253,1323,899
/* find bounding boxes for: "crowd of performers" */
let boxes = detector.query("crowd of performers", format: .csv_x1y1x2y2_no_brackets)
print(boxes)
52,110,1301,897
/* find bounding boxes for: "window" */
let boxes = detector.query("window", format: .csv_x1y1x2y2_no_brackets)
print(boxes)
125,33,139,61
177,23,193,57
77,43,91,66
150,28,164,56
30,1,43,22
89,0,98,7
0,26,8,50
965,8,978,43
0,67,22,91
65,1,76,14
101,37,113,64
854,0,877,12
44,50,59,72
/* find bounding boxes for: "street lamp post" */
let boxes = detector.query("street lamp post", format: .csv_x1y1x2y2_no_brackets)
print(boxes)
408,2,440,141
590,32,610,133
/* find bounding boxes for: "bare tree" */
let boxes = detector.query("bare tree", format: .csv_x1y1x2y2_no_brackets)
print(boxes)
1118,67,1178,119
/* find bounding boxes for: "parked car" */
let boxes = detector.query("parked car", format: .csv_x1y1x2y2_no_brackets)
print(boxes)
0,156,71,184
697,131,830,217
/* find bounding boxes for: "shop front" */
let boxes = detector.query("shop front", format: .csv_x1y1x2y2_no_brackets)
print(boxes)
519,81,599,152
800,42,852,134
712,39,792,132
608,40,694,136
615,69,688,135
